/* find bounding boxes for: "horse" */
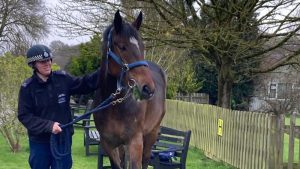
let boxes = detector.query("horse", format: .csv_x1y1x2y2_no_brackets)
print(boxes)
93,10,166,169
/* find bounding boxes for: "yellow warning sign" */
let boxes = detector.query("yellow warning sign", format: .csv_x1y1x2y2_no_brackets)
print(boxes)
217,119,223,136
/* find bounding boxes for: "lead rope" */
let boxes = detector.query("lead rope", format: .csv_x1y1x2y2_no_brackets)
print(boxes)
50,81,136,168
50,96,114,169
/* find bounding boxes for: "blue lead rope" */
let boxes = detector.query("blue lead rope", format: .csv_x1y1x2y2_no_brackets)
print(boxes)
50,94,115,166
60,94,114,129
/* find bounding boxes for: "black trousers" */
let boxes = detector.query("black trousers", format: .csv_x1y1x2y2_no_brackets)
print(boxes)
29,140,72,169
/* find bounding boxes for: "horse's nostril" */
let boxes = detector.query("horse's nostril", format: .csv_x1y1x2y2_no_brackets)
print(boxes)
142,85,154,99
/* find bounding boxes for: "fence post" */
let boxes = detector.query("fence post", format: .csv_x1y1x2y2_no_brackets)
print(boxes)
269,113,284,169
288,111,296,169
269,114,276,169
276,114,284,169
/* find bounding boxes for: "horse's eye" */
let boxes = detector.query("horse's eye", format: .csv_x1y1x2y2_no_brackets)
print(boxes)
120,46,126,51
117,45,126,51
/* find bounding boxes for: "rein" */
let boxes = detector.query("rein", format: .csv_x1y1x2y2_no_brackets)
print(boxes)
50,27,149,165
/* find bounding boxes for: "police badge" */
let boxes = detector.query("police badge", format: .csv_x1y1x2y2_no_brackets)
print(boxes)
44,51,49,58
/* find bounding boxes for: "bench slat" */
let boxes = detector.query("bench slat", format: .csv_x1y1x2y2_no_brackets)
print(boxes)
89,130,100,141
160,127,187,137
157,135,184,143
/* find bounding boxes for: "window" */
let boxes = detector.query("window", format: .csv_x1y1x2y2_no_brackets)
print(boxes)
268,82,293,99
277,83,292,99
269,83,277,98
293,83,300,90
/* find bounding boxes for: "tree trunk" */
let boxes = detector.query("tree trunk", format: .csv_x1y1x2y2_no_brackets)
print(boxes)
1,126,21,152
217,59,234,109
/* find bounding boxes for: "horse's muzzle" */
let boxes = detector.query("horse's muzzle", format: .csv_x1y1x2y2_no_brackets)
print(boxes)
141,85,154,100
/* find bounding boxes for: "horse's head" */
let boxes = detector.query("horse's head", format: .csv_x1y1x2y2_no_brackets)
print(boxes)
102,10,155,100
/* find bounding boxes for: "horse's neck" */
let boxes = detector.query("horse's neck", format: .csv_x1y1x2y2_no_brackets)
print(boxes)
99,65,118,98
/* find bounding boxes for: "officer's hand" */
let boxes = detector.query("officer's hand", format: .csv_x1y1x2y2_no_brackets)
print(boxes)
52,122,62,134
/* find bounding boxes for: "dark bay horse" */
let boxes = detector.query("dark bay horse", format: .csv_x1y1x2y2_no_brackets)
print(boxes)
93,10,166,169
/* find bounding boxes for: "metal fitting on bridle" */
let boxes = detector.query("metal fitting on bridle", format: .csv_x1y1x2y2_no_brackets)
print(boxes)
128,79,137,88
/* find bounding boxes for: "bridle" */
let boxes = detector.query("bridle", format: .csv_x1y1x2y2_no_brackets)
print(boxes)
106,28,149,93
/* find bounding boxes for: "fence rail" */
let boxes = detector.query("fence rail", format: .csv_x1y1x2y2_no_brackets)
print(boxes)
163,100,284,169
175,93,209,104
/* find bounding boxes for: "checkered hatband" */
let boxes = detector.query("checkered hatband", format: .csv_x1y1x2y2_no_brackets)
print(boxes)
26,45,53,64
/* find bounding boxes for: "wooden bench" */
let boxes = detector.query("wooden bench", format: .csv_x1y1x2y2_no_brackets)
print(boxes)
82,100,100,156
97,126,191,169
149,126,191,169
71,95,90,127
83,120,100,156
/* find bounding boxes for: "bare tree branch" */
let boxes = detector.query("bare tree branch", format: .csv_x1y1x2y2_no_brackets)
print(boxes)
0,0,48,54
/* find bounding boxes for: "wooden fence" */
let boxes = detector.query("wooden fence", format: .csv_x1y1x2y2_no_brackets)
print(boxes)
176,93,209,104
163,100,285,169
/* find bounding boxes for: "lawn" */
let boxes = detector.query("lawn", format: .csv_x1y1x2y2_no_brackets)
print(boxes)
283,116,300,162
0,127,235,169
2,116,298,168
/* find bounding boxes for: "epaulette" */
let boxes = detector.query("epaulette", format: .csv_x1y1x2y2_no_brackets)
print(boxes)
21,77,33,87
53,70,67,76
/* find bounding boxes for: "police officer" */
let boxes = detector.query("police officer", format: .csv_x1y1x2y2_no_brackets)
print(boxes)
18,44,100,169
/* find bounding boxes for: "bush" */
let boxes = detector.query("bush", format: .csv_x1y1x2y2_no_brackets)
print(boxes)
0,53,32,152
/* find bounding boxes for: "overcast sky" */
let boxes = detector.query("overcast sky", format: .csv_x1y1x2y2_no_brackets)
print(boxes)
43,0,90,46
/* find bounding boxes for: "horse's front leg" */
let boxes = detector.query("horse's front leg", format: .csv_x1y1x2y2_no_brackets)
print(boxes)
128,132,143,169
101,140,123,169
141,128,160,169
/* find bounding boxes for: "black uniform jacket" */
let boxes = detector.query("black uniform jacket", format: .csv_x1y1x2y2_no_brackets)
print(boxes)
18,70,100,143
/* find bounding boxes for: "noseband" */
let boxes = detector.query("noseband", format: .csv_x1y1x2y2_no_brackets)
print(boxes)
106,28,148,93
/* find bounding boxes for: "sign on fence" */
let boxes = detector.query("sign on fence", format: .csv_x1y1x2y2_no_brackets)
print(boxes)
217,119,223,136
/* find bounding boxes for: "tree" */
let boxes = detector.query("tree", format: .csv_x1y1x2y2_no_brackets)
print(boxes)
51,1,203,99
0,53,32,152
177,59,203,94
49,0,300,108
147,46,202,98
67,35,102,76
49,40,80,69
0,0,49,54
121,0,300,108
49,0,117,39
66,35,102,103
49,40,69,53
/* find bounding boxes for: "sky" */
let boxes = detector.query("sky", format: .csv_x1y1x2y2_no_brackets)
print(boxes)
43,0,91,46
42,0,300,46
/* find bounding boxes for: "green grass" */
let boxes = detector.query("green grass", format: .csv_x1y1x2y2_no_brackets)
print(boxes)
284,133,299,162
0,128,235,169
3,115,298,168
284,116,300,162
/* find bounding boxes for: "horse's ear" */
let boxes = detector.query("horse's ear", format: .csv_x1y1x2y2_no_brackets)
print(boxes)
114,10,123,34
132,11,143,30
